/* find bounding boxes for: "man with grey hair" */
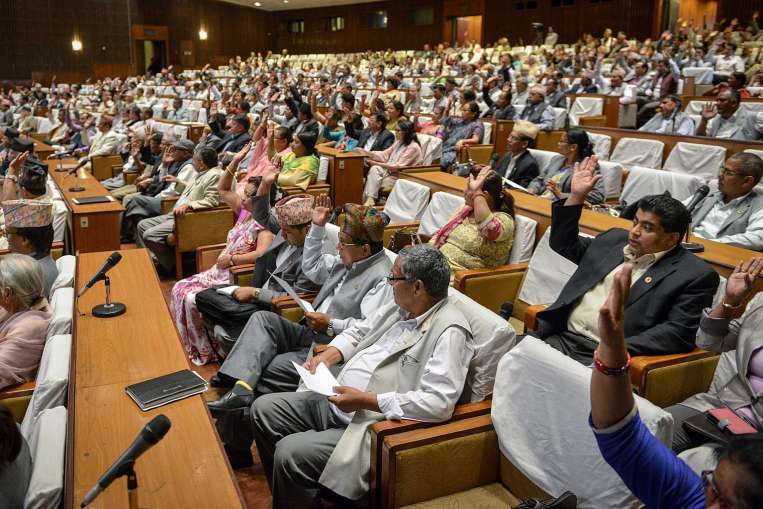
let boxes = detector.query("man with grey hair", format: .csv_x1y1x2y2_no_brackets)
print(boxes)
246,245,474,508
687,153,763,251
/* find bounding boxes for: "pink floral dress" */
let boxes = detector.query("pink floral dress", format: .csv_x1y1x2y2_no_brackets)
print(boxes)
171,218,265,365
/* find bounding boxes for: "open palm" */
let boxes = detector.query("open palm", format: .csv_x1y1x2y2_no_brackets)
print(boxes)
570,156,601,198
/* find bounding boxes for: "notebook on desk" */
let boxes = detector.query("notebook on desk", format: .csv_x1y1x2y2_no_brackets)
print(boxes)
126,369,208,411
72,196,113,205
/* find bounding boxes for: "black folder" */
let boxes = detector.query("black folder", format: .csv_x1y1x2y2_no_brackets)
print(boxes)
72,196,112,205
126,369,207,411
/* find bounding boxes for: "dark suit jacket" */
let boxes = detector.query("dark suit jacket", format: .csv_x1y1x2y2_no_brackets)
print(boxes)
537,201,719,356
217,131,251,154
567,84,599,94
357,128,394,152
547,90,567,109
491,150,539,189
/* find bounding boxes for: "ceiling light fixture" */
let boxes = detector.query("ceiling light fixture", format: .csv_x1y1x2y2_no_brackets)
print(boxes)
71,38,83,52
254,1,261,5
198,28,208,40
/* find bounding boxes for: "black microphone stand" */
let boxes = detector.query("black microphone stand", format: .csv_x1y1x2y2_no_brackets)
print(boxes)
91,275,127,318
681,223,705,253
67,167,86,192
125,462,140,509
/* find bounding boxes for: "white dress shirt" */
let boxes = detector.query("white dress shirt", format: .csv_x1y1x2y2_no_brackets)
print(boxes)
329,303,472,424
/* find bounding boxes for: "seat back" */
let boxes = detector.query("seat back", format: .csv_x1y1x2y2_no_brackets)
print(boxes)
587,132,611,160
517,229,578,307
743,148,763,160
20,334,72,437
35,117,54,134
417,192,465,237
552,107,568,129
508,214,537,264
620,165,705,204
610,137,664,169
47,287,74,338
50,255,76,296
323,222,340,256
597,160,624,199
663,142,726,180
568,96,603,126
492,336,674,508
23,406,67,509
527,149,565,175
418,133,443,164
682,67,714,85
481,121,493,144
448,290,518,403
384,179,431,223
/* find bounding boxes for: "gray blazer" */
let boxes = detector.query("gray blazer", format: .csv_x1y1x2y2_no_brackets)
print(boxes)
682,293,763,427
691,190,763,249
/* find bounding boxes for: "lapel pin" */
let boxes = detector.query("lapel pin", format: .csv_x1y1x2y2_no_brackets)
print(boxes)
644,276,653,284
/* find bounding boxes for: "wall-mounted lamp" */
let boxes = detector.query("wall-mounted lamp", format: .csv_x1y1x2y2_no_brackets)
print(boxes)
71,38,83,52
198,28,208,40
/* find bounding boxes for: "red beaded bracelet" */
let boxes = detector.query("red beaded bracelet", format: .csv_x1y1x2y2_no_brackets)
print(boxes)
593,350,631,376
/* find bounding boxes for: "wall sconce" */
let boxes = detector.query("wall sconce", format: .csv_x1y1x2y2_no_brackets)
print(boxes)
71,38,83,52
198,28,208,40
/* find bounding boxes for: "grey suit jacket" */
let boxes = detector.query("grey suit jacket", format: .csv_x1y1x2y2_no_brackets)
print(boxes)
692,190,763,249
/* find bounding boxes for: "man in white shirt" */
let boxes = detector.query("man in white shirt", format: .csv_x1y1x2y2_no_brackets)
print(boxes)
696,89,763,140
689,153,763,251
713,43,745,83
248,245,473,507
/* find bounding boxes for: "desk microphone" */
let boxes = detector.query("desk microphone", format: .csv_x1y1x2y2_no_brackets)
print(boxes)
78,251,122,297
80,415,171,508
67,158,88,176
682,185,710,253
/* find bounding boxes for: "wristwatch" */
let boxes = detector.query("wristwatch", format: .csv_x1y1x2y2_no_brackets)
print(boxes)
326,319,335,338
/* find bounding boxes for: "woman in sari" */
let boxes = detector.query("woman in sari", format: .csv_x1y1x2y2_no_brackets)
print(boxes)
440,101,484,171
171,153,275,365
275,131,319,191
0,254,51,389
431,167,515,278
236,113,292,196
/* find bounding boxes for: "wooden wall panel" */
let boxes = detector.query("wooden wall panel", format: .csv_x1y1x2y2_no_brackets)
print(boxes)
271,0,443,54
716,0,760,25
0,0,131,81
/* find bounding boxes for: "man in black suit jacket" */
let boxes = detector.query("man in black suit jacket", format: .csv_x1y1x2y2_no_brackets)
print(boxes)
489,120,540,189
217,114,252,163
535,157,719,364
357,113,394,152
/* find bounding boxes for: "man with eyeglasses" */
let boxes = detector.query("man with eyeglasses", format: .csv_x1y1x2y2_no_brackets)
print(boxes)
207,198,392,430
250,245,473,507
687,153,763,251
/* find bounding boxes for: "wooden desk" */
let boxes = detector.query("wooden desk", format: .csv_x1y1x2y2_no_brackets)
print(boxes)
401,170,758,277
47,161,124,254
66,249,245,509
25,135,54,160
317,146,365,206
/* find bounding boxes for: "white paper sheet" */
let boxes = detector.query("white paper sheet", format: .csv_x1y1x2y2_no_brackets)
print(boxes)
216,285,239,297
501,176,529,193
292,361,339,396
270,273,315,313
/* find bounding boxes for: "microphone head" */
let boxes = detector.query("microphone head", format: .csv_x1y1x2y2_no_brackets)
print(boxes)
142,414,171,444
107,251,123,265
697,185,710,197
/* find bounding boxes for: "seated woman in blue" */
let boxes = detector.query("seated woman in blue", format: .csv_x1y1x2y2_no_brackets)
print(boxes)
318,110,363,152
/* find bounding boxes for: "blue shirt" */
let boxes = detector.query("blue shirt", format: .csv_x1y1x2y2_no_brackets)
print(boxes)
590,408,705,509
322,126,359,151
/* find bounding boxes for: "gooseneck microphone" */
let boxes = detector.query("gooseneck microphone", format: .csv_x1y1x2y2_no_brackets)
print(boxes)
684,185,710,214
80,415,171,508
78,251,122,297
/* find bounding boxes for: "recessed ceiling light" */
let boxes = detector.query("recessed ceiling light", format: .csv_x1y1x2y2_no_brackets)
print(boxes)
283,0,288,3
254,1,261,5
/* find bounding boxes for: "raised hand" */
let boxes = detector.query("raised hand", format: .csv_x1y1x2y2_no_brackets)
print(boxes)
312,193,333,226
8,151,29,176
569,155,601,203
262,162,280,186
724,257,763,307
701,102,718,121
597,263,632,346
467,165,492,192
232,141,252,163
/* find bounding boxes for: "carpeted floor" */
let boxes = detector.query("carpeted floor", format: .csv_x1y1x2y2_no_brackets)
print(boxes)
147,246,272,509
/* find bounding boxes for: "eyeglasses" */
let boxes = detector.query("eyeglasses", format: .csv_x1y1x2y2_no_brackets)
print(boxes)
720,168,745,178
386,274,409,283
702,470,734,508
337,240,362,249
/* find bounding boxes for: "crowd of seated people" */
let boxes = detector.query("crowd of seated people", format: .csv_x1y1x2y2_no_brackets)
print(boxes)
6,10,763,509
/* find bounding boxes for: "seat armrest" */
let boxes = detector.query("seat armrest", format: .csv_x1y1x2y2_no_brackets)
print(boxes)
453,263,528,315
124,171,139,185
195,243,227,273
375,414,497,509
630,348,719,407
399,165,442,173
0,380,36,400
271,293,318,313
230,264,255,286
524,304,547,332
161,197,179,214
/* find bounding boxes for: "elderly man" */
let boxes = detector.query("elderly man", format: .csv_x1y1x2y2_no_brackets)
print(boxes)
517,85,555,131
77,114,121,171
695,88,763,140
165,98,190,122
545,78,567,109
248,245,473,507
121,139,196,241
533,156,719,364
481,77,515,120
136,146,221,273
15,107,36,134
104,132,164,194
1,199,58,298
0,101,14,127
208,198,393,416
195,192,320,357
217,114,252,164
639,95,695,135
489,120,540,188
688,153,763,251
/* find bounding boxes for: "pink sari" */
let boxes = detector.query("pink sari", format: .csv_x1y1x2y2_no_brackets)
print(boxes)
171,218,265,365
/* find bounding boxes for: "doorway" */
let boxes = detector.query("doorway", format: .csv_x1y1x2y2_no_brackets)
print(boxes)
449,15,483,47
135,40,167,75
